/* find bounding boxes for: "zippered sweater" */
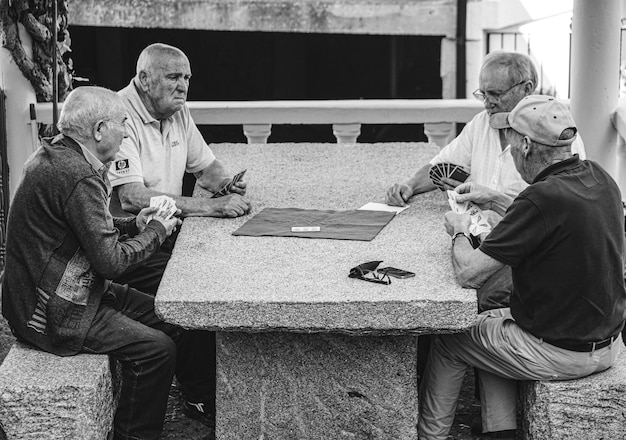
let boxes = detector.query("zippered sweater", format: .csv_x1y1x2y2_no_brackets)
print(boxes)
1,135,167,355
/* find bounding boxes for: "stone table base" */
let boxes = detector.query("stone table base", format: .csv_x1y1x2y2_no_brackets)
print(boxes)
216,332,418,440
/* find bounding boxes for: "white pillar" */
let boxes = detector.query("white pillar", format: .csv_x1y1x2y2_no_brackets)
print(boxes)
0,24,38,200
570,0,622,178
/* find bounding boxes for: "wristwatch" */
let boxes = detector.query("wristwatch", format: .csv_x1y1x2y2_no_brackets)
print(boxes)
451,231,472,246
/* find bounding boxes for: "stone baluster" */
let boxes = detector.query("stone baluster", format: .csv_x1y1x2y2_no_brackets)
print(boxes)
423,122,454,148
332,123,361,144
243,124,272,144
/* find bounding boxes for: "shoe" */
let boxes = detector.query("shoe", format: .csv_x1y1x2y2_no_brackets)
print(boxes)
488,430,516,439
182,399,215,428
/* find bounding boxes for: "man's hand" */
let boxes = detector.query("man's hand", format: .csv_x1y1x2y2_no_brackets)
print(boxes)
444,211,471,237
227,178,247,196
386,183,414,206
211,194,252,218
136,207,159,232
150,210,183,237
137,206,182,236
440,177,467,191
454,182,500,210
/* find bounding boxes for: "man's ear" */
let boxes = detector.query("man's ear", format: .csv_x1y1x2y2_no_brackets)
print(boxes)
522,136,533,157
137,70,150,91
522,80,535,95
93,120,105,142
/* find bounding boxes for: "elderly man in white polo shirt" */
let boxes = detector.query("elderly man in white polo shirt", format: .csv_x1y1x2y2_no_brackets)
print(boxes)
110,42,251,218
108,43,251,427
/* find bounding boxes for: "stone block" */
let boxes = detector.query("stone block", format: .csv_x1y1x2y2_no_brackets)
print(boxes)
0,342,119,440
216,332,418,440
520,348,626,440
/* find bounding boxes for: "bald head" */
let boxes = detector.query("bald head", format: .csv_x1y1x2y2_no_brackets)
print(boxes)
58,86,126,142
133,43,192,120
136,43,189,77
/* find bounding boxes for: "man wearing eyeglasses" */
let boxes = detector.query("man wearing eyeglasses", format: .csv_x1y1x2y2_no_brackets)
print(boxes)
386,50,585,314
386,51,585,205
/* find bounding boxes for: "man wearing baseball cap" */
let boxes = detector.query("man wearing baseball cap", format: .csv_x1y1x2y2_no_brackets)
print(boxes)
417,95,626,440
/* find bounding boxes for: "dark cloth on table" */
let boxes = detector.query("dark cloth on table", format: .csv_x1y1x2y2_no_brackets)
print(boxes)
233,207,396,241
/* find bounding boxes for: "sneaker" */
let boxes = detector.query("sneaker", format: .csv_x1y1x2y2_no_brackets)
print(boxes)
182,399,215,428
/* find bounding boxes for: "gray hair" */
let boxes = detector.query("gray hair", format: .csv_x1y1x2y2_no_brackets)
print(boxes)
482,51,539,92
57,86,126,141
135,43,188,76
505,127,575,161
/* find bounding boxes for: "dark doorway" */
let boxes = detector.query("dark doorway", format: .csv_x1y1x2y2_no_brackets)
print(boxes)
69,27,442,142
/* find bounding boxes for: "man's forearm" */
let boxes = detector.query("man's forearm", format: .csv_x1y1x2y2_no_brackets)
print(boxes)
196,159,230,193
450,232,504,289
407,164,438,195
488,192,514,217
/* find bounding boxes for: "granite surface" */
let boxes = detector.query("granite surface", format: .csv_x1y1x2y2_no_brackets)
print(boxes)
520,347,626,440
155,142,477,334
216,332,418,440
0,342,117,439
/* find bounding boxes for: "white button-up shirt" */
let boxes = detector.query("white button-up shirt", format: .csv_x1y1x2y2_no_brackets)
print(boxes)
430,110,586,198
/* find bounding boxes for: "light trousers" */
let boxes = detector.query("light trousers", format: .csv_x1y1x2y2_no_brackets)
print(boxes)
418,308,622,440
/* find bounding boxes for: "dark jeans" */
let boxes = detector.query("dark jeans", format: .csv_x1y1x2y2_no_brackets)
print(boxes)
82,283,214,440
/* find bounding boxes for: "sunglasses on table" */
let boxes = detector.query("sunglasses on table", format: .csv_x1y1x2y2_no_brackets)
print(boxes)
348,260,391,285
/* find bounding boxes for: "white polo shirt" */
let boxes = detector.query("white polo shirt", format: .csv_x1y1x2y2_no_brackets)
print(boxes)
109,81,216,196
430,110,586,198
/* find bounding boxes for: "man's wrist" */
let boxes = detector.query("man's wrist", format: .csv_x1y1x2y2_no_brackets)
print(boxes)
451,231,472,246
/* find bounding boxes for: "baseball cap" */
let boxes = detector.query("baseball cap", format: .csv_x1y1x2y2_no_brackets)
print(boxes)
489,95,577,146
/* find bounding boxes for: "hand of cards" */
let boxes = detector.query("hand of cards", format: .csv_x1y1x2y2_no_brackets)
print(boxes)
429,163,469,191
147,195,177,222
447,190,492,237
212,169,247,198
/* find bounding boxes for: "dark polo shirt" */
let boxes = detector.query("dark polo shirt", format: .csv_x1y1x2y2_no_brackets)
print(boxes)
480,156,626,344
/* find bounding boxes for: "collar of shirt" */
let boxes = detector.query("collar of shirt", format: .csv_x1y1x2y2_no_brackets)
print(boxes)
75,138,109,179
532,155,581,184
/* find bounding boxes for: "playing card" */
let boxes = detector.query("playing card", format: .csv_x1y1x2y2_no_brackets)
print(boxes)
448,165,470,183
430,163,470,190
447,190,491,236
225,169,247,192
212,169,247,198
148,195,177,221
429,164,445,190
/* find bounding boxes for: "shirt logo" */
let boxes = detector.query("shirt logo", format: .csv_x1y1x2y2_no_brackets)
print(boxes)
115,159,129,174
171,140,180,148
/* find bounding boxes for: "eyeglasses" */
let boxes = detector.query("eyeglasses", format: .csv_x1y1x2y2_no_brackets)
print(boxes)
348,260,391,285
472,80,528,102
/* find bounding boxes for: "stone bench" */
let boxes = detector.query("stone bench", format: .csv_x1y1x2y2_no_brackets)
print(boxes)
0,341,120,440
520,346,626,439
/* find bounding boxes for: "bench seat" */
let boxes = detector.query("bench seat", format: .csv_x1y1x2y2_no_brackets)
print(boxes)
520,346,626,440
0,341,119,440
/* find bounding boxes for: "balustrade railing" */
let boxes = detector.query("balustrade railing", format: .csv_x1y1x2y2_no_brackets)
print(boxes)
33,99,484,147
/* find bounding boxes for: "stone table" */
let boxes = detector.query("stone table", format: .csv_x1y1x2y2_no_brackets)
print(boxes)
155,142,477,440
